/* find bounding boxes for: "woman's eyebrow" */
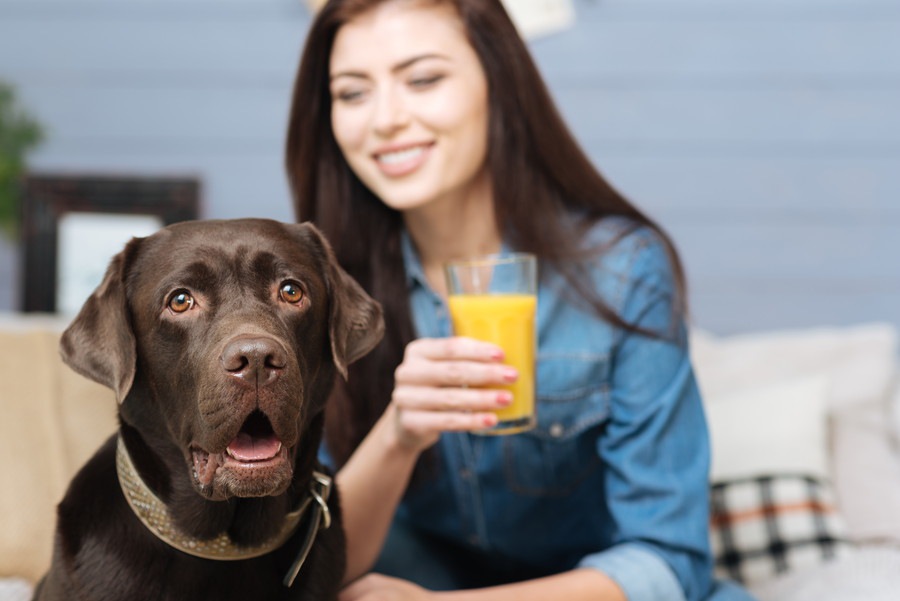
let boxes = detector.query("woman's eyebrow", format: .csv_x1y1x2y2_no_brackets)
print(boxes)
330,53,450,82
391,53,450,72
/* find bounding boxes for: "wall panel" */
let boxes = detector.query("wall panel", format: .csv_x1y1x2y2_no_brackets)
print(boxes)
0,0,897,333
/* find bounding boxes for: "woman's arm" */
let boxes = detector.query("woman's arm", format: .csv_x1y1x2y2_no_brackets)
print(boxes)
337,336,514,583
340,569,626,601
581,230,713,601
336,404,421,584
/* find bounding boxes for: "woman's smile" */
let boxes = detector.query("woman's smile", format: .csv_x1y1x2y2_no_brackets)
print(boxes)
372,142,434,177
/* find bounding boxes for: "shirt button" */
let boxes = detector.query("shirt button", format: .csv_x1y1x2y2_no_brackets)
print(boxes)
549,423,565,438
459,468,472,480
467,534,480,546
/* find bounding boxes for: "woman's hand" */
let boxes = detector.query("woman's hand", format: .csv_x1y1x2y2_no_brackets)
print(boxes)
339,574,434,601
335,337,516,583
389,336,517,452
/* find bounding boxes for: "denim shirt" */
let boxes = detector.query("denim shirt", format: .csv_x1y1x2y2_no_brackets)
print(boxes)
395,217,714,601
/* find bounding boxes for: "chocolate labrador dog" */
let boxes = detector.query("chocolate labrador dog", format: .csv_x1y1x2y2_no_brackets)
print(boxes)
33,219,383,600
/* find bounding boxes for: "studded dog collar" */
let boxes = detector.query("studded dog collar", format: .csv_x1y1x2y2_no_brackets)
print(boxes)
115,436,332,586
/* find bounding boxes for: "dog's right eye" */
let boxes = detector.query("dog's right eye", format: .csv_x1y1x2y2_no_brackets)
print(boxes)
279,281,304,304
167,290,195,313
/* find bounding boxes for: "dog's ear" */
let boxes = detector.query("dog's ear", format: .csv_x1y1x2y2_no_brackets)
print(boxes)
59,237,142,403
293,222,385,379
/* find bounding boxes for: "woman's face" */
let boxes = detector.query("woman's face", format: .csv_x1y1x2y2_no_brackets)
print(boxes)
329,1,490,213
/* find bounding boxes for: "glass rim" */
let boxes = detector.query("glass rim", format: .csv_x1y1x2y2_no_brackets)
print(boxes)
443,252,536,269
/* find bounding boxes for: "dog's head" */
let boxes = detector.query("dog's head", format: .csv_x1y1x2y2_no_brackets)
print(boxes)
60,219,383,501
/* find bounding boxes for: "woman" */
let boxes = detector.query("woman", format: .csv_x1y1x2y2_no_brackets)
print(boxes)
286,1,755,600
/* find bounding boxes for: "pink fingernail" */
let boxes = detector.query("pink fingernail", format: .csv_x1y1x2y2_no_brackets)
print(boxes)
491,348,506,361
496,392,513,405
501,367,518,382
482,414,498,427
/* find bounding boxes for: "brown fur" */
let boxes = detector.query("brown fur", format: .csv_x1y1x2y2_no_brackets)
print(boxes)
33,219,384,601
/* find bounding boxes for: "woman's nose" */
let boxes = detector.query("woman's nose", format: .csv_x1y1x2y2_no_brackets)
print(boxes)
372,86,410,135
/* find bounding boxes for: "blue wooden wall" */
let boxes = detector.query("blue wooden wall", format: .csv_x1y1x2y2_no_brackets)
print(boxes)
0,0,898,334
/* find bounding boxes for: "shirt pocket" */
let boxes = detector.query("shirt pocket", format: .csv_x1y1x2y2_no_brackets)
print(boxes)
503,354,610,497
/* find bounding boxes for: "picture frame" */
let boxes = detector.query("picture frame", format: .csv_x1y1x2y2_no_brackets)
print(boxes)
20,174,200,314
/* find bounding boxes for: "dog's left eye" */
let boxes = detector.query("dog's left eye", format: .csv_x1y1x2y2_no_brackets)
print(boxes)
279,282,304,304
167,290,195,313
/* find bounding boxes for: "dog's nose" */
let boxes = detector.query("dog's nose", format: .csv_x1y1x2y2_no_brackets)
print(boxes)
220,336,287,388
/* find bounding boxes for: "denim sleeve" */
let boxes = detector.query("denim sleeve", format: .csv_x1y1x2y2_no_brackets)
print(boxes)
577,232,713,601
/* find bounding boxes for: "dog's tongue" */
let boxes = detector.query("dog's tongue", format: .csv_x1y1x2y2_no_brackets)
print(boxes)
226,433,282,461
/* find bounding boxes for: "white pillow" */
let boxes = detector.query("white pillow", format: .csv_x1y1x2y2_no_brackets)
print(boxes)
705,376,830,481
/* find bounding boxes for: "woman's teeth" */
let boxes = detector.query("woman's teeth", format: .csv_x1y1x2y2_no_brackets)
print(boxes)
377,146,425,165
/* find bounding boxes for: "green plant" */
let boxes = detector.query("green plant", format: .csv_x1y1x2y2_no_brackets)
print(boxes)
0,81,43,237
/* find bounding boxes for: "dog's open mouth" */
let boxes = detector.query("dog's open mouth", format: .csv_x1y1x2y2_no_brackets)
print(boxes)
191,410,289,489
226,410,283,462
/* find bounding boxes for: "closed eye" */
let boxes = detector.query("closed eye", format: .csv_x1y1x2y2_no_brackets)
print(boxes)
330,74,371,105
335,88,369,104
409,73,445,89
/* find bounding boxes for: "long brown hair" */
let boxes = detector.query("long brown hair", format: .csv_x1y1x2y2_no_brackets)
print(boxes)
285,0,687,469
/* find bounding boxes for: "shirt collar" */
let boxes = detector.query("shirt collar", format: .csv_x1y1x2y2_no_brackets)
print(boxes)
399,227,515,290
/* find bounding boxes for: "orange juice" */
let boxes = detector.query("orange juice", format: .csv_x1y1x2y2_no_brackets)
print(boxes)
447,293,536,434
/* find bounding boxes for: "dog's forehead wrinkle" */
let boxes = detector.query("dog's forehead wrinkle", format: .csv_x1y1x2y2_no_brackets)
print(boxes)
199,246,283,286
168,260,217,286
150,228,319,287
143,253,262,302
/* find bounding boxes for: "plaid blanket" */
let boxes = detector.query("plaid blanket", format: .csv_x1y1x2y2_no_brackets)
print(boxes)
711,474,852,585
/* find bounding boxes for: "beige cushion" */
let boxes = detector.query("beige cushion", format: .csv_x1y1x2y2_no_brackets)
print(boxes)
830,402,900,543
0,317,116,583
691,323,898,412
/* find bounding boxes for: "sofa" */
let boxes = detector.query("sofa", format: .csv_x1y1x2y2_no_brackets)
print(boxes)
1,314,899,600
692,322,900,600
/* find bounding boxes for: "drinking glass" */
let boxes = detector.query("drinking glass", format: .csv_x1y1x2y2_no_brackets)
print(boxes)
444,253,537,435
